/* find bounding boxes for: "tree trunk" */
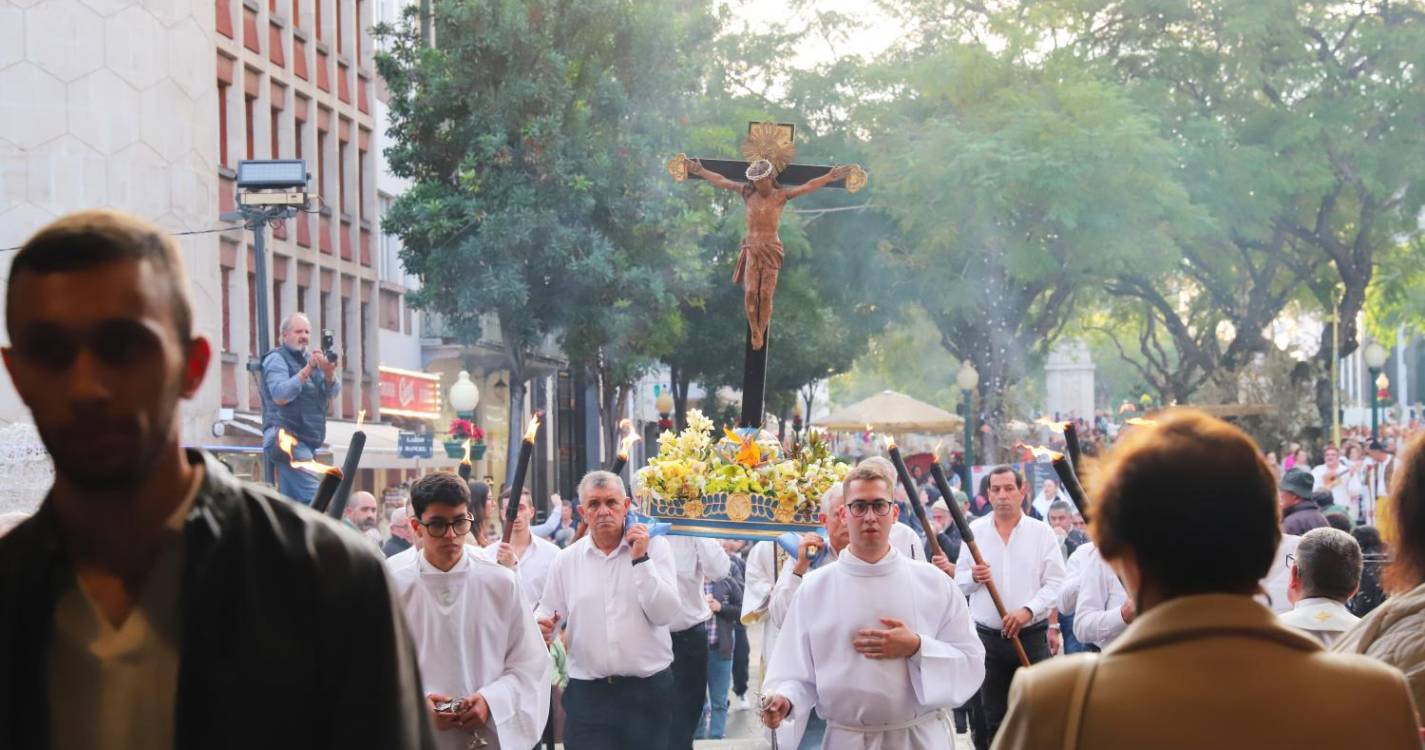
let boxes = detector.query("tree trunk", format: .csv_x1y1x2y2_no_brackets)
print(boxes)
671,363,691,431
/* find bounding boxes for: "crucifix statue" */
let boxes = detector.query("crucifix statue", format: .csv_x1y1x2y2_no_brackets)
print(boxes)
669,122,867,427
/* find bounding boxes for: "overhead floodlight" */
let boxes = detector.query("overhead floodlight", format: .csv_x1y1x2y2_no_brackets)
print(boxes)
236,159,309,190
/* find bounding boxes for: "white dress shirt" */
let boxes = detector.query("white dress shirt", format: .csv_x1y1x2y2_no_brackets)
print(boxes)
954,513,1065,629
666,536,732,632
536,534,681,680
1312,460,1359,508
1072,546,1130,648
1279,597,1361,648
488,533,561,609
1057,541,1097,615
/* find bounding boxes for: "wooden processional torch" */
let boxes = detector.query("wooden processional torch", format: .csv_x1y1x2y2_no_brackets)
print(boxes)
884,433,944,560
928,459,1031,668
502,413,543,544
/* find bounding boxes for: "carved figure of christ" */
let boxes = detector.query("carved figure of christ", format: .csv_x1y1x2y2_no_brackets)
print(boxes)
684,157,851,351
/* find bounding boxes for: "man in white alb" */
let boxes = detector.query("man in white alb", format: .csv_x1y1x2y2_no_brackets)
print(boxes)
953,465,1064,750
387,473,552,750
536,470,683,750
761,462,986,749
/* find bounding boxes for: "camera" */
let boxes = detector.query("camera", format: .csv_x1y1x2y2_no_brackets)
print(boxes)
321,329,340,365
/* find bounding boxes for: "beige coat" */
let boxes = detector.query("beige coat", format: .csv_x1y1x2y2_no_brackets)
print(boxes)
993,594,1421,750
1335,581,1425,712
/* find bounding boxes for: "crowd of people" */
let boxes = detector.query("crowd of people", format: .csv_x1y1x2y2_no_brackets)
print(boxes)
6,208,1425,750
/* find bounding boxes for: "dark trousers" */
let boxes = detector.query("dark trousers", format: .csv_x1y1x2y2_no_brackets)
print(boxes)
731,624,750,697
665,622,709,750
969,623,1051,750
563,668,674,750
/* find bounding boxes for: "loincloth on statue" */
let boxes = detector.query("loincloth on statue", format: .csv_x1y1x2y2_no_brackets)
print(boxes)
732,238,784,285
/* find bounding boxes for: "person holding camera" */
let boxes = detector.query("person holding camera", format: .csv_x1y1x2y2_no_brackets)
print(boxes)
260,313,340,504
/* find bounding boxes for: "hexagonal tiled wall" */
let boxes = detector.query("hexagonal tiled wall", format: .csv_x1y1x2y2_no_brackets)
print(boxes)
1,0,221,446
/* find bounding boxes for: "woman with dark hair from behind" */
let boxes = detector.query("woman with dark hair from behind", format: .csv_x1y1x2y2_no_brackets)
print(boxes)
993,410,1420,750
1335,433,1425,709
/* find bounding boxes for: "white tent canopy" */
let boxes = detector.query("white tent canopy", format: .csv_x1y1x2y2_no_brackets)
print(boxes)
814,390,964,434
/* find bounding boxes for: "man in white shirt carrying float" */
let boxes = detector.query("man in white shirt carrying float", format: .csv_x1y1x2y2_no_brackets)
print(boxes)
761,461,986,749
536,470,683,750
387,473,552,750
664,534,732,749
953,465,1065,750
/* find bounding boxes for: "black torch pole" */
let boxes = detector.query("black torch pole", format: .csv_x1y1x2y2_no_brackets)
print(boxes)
930,462,1030,667
1051,454,1090,523
326,431,367,519
1062,422,1084,475
502,418,541,544
312,468,345,514
887,442,944,560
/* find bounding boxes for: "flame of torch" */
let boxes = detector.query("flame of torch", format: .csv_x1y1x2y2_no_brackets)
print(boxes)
276,428,341,476
357,409,366,427
1125,417,1158,427
458,438,473,480
523,413,542,444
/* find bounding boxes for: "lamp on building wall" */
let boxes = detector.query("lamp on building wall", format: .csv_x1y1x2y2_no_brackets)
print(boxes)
1364,341,1388,440
656,389,675,430
449,370,480,418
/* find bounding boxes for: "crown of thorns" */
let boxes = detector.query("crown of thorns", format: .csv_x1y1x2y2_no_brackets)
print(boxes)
745,159,775,182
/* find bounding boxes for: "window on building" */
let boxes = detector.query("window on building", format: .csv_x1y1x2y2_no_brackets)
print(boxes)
319,291,330,337
247,270,257,356
292,0,300,26
360,301,369,371
269,0,276,12
221,267,233,352
357,148,367,220
355,0,364,65
270,107,280,157
336,0,344,54
317,128,327,199
294,113,305,162
379,289,400,331
297,284,308,313
244,94,256,161
217,81,230,167
273,278,284,334
340,296,350,357
338,138,348,214
404,305,412,335
316,0,323,41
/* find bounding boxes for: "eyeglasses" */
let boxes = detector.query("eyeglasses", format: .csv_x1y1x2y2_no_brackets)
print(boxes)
416,515,474,537
846,500,893,517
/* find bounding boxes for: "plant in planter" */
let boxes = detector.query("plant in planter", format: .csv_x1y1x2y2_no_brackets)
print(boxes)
444,418,487,459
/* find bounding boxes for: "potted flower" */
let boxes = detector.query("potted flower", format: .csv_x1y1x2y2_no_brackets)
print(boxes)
444,418,487,459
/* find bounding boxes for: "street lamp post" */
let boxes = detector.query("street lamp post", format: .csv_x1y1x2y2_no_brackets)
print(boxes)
1364,341,1388,441
221,159,312,486
957,362,980,481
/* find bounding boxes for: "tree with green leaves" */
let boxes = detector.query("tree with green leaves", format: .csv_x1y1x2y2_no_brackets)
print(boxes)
376,0,719,464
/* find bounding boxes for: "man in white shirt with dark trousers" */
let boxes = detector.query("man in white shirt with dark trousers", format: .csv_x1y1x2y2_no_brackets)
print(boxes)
536,471,682,750
664,535,731,749
954,465,1065,750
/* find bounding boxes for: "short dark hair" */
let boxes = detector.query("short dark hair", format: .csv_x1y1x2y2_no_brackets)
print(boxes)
410,473,469,518
988,465,1023,489
1325,512,1353,533
7,210,193,341
1093,409,1279,598
1296,527,1363,601
1353,525,1384,553
1048,500,1074,516
1311,491,1335,509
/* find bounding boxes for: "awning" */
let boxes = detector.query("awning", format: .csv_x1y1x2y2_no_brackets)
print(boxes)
815,390,965,433
324,419,460,470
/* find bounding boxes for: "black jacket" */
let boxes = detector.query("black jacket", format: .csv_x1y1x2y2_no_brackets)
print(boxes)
1282,501,1329,536
708,564,744,659
0,450,435,749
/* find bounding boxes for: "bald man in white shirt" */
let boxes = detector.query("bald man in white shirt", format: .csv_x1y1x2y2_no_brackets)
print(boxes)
536,471,682,750
954,465,1065,750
